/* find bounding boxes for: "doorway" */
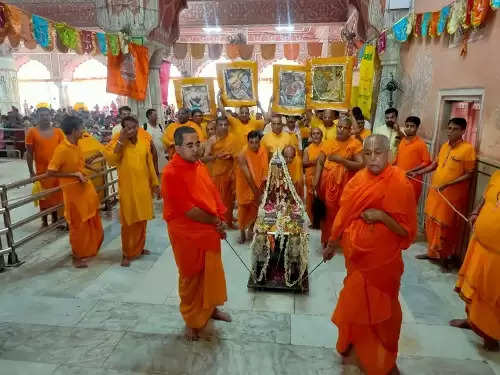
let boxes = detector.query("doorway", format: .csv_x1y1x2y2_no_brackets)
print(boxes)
430,89,484,263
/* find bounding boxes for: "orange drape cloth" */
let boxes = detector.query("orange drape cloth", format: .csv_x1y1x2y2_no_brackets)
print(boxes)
261,131,299,155
455,171,500,340
205,133,239,225
424,141,476,259
162,154,227,329
78,132,106,201
162,121,205,160
106,43,149,101
394,136,431,202
330,166,417,375
25,127,65,211
235,145,269,230
48,139,103,258
304,142,323,222
104,129,159,257
319,138,363,245
227,115,265,150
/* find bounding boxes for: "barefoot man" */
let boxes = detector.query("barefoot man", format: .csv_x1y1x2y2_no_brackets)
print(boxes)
104,116,160,267
235,130,268,244
323,135,417,375
47,116,103,268
162,126,231,340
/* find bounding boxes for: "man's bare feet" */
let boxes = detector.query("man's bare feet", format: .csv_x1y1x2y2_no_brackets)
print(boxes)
449,319,472,330
212,308,232,322
184,326,199,341
484,338,500,352
238,231,246,244
142,249,151,255
339,344,352,357
73,258,88,268
121,257,130,267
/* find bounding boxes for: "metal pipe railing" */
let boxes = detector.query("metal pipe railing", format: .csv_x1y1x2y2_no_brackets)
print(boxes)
0,165,119,271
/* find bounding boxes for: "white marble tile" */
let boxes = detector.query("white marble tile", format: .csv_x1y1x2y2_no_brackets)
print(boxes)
291,314,337,348
0,359,58,375
0,295,97,327
252,291,294,314
53,364,152,375
399,323,484,361
397,356,496,375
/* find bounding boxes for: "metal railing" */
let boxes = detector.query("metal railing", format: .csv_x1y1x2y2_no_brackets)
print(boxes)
0,128,26,159
0,166,119,272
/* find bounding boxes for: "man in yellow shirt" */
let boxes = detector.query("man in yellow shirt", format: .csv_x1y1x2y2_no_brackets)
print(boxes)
105,116,160,267
318,109,339,141
261,114,298,156
217,92,267,148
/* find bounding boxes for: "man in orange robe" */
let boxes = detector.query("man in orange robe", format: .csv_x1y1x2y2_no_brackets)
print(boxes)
351,114,371,143
283,145,304,200
162,126,231,341
202,117,239,228
162,108,205,160
47,116,103,268
450,170,500,351
26,107,65,227
410,118,476,269
105,116,160,267
394,116,431,202
303,127,324,226
323,134,417,375
235,130,268,244
261,114,298,156
217,92,266,148
313,118,364,246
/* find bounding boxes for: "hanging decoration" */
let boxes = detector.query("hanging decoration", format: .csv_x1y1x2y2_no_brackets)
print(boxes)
261,44,276,60
32,14,52,49
377,31,387,54
96,33,107,55
463,0,475,28
208,44,223,59
438,6,451,35
448,0,467,34
0,3,6,32
471,0,490,27
357,44,376,120
492,0,500,9
239,44,254,60
54,23,78,50
393,16,409,41
414,13,423,37
421,12,432,37
307,42,322,57
107,34,120,56
190,43,205,59
284,43,300,60
79,30,94,54
429,12,440,37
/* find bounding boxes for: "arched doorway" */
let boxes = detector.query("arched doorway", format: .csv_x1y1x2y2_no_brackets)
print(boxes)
167,64,182,109
66,59,117,110
17,60,59,111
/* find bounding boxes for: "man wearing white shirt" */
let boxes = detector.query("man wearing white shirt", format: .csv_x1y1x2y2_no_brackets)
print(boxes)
111,106,132,137
144,108,167,173
352,106,372,130
263,115,303,152
374,107,400,160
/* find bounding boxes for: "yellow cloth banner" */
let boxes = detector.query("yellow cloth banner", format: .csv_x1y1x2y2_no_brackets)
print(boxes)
357,44,376,120
351,86,359,108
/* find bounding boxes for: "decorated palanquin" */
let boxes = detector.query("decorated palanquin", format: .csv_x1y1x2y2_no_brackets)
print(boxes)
248,151,309,292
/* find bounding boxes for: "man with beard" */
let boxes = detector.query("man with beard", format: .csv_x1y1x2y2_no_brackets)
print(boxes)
374,107,400,160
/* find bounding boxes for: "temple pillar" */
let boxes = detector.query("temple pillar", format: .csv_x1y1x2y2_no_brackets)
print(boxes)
372,32,401,130
0,44,20,114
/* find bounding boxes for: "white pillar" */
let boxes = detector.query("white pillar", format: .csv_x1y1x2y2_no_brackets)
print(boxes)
0,44,20,114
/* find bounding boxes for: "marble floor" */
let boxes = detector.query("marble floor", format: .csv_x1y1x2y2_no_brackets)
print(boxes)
0,159,499,375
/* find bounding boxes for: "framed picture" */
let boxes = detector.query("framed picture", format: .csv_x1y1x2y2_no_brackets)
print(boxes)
306,57,354,111
216,61,258,107
272,65,307,115
173,77,216,117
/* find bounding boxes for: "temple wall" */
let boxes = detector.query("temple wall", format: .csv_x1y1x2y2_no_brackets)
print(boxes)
399,0,500,165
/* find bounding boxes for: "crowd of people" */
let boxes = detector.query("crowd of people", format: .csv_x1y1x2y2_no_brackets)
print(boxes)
14,94,499,374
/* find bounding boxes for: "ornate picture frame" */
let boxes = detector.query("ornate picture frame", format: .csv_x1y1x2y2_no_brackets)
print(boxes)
216,61,258,107
272,64,307,115
306,57,354,111
173,77,216,117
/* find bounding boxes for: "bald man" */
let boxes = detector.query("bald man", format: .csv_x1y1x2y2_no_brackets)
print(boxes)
324,135,417,375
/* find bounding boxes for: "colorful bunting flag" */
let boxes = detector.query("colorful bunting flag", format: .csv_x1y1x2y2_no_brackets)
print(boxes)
54,23,78,50
32,14,51,48
471,0,490,27
414,14,423,37
421,12,432,37
107,33,120,56
492,0,500,9
96,33,107,55
406,13,415,36
429,12,440,38
463,0,474,28
377,31,387,54
448,0,467,34
80,30,94,54
393,16,409,41
437,6,451,35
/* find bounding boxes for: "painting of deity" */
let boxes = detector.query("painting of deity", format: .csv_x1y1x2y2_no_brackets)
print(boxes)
306,57,354,111
217,61,258,107
173,78,216,117
272,65,307,115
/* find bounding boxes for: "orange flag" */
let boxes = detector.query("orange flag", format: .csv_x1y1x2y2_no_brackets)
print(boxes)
107,43,149,101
